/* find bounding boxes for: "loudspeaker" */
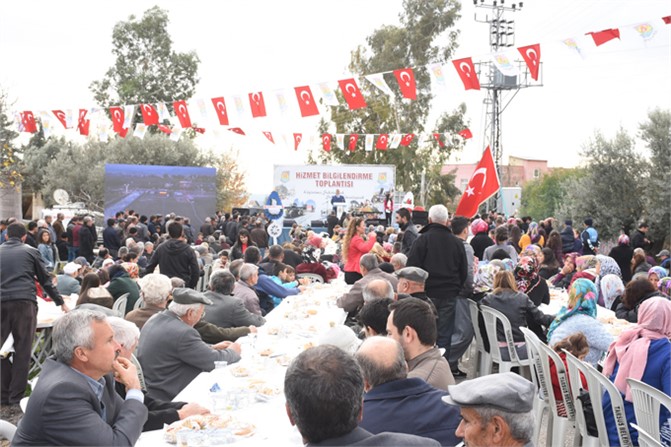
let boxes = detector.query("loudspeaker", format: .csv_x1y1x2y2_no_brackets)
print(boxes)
310,220,325,228
283,219,296,227
365,218,385,227
412,210,428,226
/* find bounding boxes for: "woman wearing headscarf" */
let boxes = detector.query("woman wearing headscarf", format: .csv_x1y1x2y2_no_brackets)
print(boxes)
600,274,625,311
569,255,598,285
601,297,671,446
658,277,671,297
615,278,665,323
631,247,652,277
647,266,668,290
609,234,634,284
515,255,550,341
469,218,493,261
594,254,622,306
551,252,579,289
518,221,544,251
472,262,501,302
547,279,614,366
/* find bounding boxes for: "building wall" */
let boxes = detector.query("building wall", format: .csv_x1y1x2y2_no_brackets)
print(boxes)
442,156,552,191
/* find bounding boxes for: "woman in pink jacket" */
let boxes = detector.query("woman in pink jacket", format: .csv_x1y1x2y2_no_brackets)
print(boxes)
342,217,377,284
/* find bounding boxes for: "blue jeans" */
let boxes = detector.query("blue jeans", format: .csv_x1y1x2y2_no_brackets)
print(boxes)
67,246,79,261
429,293,458,362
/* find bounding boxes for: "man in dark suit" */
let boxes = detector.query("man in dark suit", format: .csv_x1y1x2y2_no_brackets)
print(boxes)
203,270,266,328
13,310,147,446
284,344,440,446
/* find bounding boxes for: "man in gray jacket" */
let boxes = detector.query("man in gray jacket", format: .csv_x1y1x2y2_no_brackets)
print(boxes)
137,288,242,401
337,254,398,314
203,270,265,328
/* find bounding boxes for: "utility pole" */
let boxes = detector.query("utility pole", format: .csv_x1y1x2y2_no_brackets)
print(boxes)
473,0,542,212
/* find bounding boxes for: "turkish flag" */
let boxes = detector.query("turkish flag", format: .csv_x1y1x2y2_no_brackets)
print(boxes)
348,134,359,151
211,97,229,125
453,58,480,90
294,86,320,117
400,134,415,147
455,146,501,218
119,128,129,138
338,78,367,110
293,133,302,151
393,68,417,100
173,100,192,128
248,92,267,118
663,16,671,24
518,44,541,80
109,107,125,133
229,127,245,135
458,128,473,139
433,133,445,148
322,134,332,152
263,131,275,144
140,104,159,126
77,109,90,136
157,124,172,134
20,111,37,133
376,134,389,150
587,28,620,46
52,110,68,128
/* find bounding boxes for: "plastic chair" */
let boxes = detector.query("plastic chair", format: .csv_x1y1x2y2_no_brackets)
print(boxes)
536,341,576,447
519,327,550,446
479,305,531,374
582,361,633,447
630,423,663,447
112,293,130,317
627,378,671,446
0,420,17,442
296,273,324,284
563,350,600,447
133,297,144,310
199,263,213,292
467,299,491,376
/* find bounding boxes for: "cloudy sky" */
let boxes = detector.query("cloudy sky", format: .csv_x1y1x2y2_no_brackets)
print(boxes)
1,0,669,194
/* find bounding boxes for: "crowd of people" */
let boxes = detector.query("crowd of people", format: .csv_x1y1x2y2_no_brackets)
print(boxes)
0,205,669,446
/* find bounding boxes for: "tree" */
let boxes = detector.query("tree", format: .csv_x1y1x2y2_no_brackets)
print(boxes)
89,6,200,108
639,108,670,248
0,88,20,190
215,150,249,211
557,129,647,241
520,168,582,221
311,0,466,206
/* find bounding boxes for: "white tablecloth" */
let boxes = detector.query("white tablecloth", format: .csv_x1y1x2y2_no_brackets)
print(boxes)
137,282,348,446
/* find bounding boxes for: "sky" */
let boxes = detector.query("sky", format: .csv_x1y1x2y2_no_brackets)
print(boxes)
1,0,669,195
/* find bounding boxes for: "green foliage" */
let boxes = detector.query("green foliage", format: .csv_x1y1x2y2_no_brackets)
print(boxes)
0,89,21,190
312,0,466,206
89,6,200,108
520,168,582,221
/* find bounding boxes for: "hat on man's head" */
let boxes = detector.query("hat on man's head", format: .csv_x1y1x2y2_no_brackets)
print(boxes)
656,249,670,258
442,372,535,413
395,267,428,283
171,288,213,306
63,262,81,275
74,256,90,268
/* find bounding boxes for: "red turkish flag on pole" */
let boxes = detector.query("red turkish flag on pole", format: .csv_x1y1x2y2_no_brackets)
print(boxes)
140,104,159,126
587,28,620,46
518,44,541,81
262,131,275,144
52,110,68,129
376,134,389,150
393,68,417,100
348,134,359,151
433,133,445,148
211,97,229,125
20,111,37,133
452,57,480,90
293,133,302,151
338,78,367,110
455,146,501,218
458,128,473,139
109,107,124,133
77,109,90,136
400,134,414,147
294,86,320,117
322,134,332,152
248,92,267,118
173,100,192,128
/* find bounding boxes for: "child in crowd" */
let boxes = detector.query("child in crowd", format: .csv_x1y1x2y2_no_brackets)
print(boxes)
551,332,589,416
269,263,301,306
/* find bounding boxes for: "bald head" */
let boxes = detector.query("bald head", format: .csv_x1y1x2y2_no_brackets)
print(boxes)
355,336,407,390
362,279,394,303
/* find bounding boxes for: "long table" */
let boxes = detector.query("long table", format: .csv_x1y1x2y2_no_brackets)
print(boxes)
137,281,348,446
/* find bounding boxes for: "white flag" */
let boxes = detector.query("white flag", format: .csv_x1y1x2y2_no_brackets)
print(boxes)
631,22,658,42
491,51,519,77
39,111,53,138
318,82,340,106
275,90,289,114
428,63,447,87
65,109,75,129
98,128,110,143
170,128,183,142
123,105,135,129
390,134,402,149
365,134,374,152
156,102,171,122
365,73,394,97
233,96,245,118
335,134,345,149
133,123,147,139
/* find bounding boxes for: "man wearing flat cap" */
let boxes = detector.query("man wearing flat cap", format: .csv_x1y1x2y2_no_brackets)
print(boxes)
137,288,242,401
442,372,536,447
395,267,431,301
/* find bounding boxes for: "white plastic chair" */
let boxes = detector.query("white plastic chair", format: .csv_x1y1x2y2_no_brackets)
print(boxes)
519,327,550,446
563,350,599,447
467,299,491,376
479,305,531,374
582,362,633,447
112,292,130,317
536,341,576,447
630,423,663,447
296,273,324,284
627,378,671,446
133,297,144,310
0,420,17,442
